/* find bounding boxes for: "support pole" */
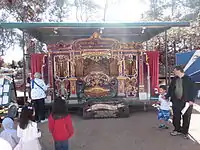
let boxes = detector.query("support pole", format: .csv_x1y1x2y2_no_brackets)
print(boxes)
164,30,168,85
137,51,140,97
52,54,56,99
147,64,151,100
22,30,26,103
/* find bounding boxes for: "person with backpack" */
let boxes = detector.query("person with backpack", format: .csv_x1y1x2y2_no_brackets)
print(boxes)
48,97,74,150
31,72,48,123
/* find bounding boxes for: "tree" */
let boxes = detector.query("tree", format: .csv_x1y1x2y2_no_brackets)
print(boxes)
0,0,48,55
144,0,200,21
143,0,169,21
142,0,200,77
0,9,21,56
46,0,72,22
10,60,17,69
0,57,4,69
185,0,200,14
102,0,122,21
74,0,101,22
1,0,47,22
17,60,23,68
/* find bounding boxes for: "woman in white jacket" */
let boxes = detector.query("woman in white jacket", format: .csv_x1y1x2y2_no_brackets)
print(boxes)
31,72,48,123
14,106,41,150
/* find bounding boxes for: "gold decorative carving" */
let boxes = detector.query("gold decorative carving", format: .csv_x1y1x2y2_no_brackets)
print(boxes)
72,32,121,50
83,59,109,76
109,58,118,76
84,86,110,97
75,58,84,77
84,71,110,86
117,76,126,95
55,78,69,96
92,32,101,39
124,55,137,76
70,60,76,77
82,51,111,62
123,55,138,97
120,42,143,50
116,76,126,80
48,42,72,51
83,71,110,97
68,77,77,95
118,60,123,76
125,76,138,97
54,55,70,78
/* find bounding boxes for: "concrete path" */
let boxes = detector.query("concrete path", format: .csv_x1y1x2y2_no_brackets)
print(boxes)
39,111,200,150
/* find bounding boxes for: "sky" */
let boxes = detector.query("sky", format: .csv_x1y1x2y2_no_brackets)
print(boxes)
97,0,149,21
3,45,23,63
3,0,149,63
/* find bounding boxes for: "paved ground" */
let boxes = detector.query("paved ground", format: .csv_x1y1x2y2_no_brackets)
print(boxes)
39,111,200,150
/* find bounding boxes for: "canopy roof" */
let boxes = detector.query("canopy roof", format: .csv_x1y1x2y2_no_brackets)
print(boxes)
0,22,190,44
176,50,200,83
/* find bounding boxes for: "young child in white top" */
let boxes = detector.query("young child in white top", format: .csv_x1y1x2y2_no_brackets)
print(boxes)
0,117,19,149
157,85,171,129
14,105,41,150
0,137,12,150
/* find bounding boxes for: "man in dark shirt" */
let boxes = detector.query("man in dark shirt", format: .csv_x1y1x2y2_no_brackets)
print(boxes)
164,66,196,139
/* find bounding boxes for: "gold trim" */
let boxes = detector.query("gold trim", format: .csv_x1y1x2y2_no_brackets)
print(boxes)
117,76,127,80
68,77,77,81
47,49,145,54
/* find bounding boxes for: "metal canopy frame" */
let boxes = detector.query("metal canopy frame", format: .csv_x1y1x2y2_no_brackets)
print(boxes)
0,22,190,43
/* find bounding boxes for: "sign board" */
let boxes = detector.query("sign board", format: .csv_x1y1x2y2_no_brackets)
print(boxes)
0,75,13,106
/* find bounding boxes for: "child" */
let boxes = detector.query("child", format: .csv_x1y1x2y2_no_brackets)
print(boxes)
0,117,19,149
0,137,12,150
14,106,41,150
157,85,171,129
48,97,74,150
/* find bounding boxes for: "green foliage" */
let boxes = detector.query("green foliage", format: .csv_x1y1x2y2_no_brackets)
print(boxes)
47,0,73,22
0,0,101,54
17,60,23,68
144,0,200,21
0,57,4,68
142,0,200,75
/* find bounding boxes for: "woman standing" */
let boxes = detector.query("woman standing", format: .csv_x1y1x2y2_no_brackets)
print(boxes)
31,72,48,123
48,97,74,150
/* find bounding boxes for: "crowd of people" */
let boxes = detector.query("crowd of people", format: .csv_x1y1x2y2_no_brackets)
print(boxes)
0,65,198,149
0,96,74,150
0,72,74,150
